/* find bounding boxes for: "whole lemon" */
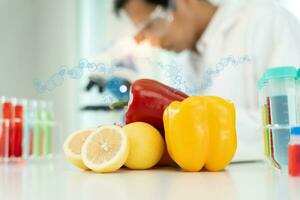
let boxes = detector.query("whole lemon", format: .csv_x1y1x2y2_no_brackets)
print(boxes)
123,122,165,169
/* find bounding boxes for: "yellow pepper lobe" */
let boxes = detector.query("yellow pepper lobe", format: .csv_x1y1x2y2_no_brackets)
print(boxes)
204,96,237,171
164,97,210,172
163,96,237,172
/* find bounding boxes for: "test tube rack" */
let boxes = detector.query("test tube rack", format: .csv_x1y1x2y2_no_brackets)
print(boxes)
0,97,59,163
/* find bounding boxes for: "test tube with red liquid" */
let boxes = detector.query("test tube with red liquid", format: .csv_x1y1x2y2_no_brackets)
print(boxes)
13,99,23,158
289,127,300,176
1,97,14,158
0,118,10,161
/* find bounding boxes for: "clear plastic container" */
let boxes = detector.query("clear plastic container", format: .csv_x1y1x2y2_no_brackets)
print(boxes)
264,67,297,126
272,126,290,169
257,66,298,170
264,126,290,169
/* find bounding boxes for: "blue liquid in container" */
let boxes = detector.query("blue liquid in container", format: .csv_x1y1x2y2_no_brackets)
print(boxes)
269,95,296,125
271,128,290,167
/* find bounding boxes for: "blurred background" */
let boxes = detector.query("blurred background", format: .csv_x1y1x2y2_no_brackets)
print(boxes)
0,0,299,139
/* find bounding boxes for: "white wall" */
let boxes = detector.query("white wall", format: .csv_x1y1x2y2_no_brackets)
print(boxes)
0,0,38,98
0,0,79,138
79,0,133,57
33,0,80,136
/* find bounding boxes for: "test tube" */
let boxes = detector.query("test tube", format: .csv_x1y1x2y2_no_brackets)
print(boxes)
45,101,54,156
29,100,40,158
37,101,45,156
0,118,10,162
22,99,30,159
289,126,300,176
0,97,5,159
1,97,14,159
39,101,54,157
13,99,23,159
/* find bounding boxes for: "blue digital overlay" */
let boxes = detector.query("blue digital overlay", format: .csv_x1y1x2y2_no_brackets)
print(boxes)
33,55,251,104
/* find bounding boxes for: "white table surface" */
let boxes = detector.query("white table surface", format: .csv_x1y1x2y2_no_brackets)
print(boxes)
0,158,299,200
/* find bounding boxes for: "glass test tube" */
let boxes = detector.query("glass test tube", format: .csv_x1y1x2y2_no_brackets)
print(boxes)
13,99,23,158
1,97,14,159
29,100,40,158
22,99,30,159
0,118,10,162
39,101,54,156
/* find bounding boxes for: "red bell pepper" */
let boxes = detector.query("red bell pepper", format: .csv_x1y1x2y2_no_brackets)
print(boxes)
125,79,189,133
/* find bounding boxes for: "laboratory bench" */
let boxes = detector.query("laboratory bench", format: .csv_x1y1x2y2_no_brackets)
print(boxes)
0,158,299,200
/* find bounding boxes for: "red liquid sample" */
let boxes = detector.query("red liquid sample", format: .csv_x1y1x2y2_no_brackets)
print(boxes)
1,102,13,157
29,129,33,155
0,121,7,157
267,97,272,124
289,145,300,176
14,105,23,157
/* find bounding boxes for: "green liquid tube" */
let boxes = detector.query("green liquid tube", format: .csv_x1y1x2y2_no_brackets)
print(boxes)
40,112,52,156
29,101,55,158
32,102,40,157
39,101,54,156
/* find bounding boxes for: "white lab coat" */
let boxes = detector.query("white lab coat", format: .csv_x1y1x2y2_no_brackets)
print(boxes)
187,2,300,161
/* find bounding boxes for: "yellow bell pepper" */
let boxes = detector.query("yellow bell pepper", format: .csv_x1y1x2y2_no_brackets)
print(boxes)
163,96,237,172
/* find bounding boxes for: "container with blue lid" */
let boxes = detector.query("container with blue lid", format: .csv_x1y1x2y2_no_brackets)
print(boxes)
264,66,297,125
257,66,298,170
291,126,300,135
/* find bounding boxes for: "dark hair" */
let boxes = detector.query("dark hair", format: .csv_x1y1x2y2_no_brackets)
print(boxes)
114,0,169,15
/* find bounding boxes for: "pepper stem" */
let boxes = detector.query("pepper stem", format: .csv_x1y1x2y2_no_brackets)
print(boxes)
109,101,129,110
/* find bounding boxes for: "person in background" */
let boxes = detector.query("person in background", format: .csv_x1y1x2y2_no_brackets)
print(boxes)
113,0,300,161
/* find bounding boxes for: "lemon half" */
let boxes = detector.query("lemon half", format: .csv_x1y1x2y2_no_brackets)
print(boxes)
63,129,95,170
81,125,129,173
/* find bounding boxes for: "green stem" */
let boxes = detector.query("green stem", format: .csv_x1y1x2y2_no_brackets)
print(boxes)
109,101,129,110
